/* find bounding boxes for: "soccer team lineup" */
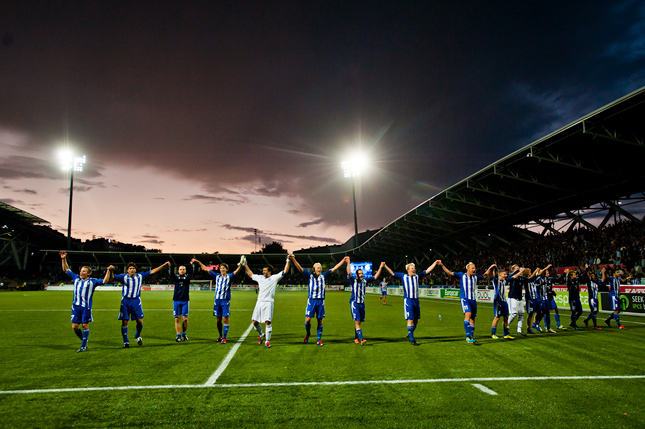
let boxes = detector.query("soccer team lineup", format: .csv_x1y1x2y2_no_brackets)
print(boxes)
60,247,629,354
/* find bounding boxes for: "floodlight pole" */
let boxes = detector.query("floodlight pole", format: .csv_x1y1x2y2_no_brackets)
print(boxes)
352,177,358,249
66,168,74,250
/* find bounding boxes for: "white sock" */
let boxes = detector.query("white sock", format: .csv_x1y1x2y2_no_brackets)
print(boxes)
266,325,272,342
517,314,524,332
254,323,263,336
508,313,516,325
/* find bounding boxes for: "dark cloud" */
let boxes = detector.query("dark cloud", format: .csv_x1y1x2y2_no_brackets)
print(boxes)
58,186,93,194
183,194,248,204
220,224,258,234
13,189,37,195
0,198,24,205
297,218,325,228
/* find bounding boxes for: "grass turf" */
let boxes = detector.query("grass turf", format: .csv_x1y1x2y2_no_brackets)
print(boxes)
1,290,644,428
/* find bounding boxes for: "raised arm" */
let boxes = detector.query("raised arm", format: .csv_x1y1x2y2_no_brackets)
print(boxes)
233,262,244,277
601,267,607,283
103,265,114,284
382,263,395,277
424,260,440,274
330,256,349,273
60,251,70,272
440,262,454,277
191,258,209,272
346,257,352,277
288,254,304,273
538,264,553,276
282,255,290,275
244,260,254,278
150,261,171,275
373,261,385,280
484,263,497,277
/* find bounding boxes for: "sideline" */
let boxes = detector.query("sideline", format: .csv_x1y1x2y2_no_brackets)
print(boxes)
204,322,255,386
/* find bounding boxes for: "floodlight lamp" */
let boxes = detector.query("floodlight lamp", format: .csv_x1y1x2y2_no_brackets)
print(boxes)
58,149,74,171
341,152,368,178
73,155,86,172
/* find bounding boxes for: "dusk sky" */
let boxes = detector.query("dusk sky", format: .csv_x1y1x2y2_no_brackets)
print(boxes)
1,2,643,254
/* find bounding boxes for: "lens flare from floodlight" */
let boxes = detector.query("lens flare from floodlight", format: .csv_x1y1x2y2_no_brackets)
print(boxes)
58,149,74,171
341,152,369,178
73,155,86,172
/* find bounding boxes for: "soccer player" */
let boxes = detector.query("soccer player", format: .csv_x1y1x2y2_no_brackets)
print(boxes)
347,259,385,345
580,264,602,330
438,261,495,343
170,261,196,342
245,257,290,348
543,267,566,329
382,260,440,345
489,265,515,340
564,268,583,330
289,255,348,346
523,267,541,334
60,251,111,352
193,258,244,344
533,265,556,333
602,267,626,329
507,264,527,336
379,278,388,304
108,260,170,348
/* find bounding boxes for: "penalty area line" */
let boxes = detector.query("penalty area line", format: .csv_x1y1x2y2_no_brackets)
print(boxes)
472,383,497,395
204,322,255,386
2,375,645,395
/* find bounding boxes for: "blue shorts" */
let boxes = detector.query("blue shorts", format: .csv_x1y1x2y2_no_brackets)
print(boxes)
306,299,325,319
589,298,598,313
569,299,582,313
494,301,509,318
213,299,230,318
404,298,420,320
119,297,144,321
461,298,477,318
540,299,549,312
381,289,387,296
610,294,621,312
174,301,189,318
71,305,93,324
549,298,558,311
526,298,538,313
350,302,365,322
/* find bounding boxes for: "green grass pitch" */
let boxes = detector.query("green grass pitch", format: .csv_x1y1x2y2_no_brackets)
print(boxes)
1,290,644,428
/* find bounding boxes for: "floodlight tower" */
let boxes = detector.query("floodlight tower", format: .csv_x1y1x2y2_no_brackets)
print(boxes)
58,150,86,250
341,153,367,249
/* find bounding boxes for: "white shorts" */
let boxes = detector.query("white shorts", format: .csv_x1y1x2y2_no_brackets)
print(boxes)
508,298,525,315
252,301,274,323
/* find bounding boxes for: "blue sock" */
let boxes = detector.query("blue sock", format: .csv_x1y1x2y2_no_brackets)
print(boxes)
223,324,230,339
492,326,497,336
469,324,475,337
463,320,470,336
305,322,311,336
74,328,83,340
356,329,363,341
407,326,415,341
176,333,181,339
81,329,89,348
121,326,129,343
135,322,143,338
317,324,323,341
554,313,560,326
592,314,597,326
613,313,621,325
504,327,509,336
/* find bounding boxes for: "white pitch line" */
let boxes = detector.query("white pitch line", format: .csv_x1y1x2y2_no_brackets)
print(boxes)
472,383,497,395
0,309,251,312
204,323,255,386
2,375,644,395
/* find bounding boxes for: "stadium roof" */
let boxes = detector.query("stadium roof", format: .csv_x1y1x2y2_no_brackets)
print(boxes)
352,86,645,262
0,202,50,226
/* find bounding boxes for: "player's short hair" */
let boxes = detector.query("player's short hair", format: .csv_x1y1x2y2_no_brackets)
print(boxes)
264,265,274,274
405,263,415,272
511,264,519,271
126,262,137,270
81,266,92,274
313,262,322,270
220,263,229,271
499,269,507,274
356,269,363,275
466,262,475,270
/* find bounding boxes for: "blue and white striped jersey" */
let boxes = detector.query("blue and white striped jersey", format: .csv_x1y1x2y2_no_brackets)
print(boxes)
208,271,234,300
606,276,621,295
67,270,103,308
303,269,332,299
114,271,151,298
534,277,548,299
492,278,507,303
525,277,538,300
393,271,427,299
454,272,483,301
587,280,599,300
349,275,375,304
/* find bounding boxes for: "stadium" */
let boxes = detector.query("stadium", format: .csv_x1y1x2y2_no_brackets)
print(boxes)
1,85,644,427
3,3,645,427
